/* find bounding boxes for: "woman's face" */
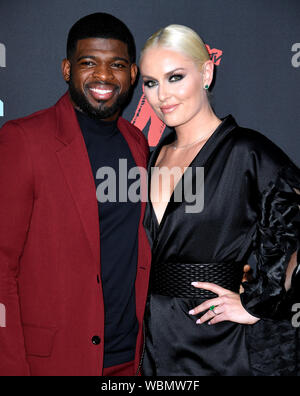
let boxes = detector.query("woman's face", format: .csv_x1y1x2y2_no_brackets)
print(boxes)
140,46,210,128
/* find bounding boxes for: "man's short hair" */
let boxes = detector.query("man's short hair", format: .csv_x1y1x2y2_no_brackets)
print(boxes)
67,13,136,63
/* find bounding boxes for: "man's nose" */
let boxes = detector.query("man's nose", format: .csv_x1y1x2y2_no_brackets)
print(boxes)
92,64,114,81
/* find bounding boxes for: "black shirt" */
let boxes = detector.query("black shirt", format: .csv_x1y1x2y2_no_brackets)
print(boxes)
76,110,140,368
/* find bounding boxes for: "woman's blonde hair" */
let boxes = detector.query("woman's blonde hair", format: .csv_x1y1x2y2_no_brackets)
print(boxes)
140,24,210,67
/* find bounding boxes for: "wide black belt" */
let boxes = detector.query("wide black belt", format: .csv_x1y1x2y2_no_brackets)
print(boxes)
150,261,244,299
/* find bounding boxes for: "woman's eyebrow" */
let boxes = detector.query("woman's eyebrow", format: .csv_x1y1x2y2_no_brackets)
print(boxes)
165,67,185,76
142,68,185,80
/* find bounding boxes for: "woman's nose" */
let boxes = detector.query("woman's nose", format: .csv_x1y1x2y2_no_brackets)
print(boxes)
158,83,170,102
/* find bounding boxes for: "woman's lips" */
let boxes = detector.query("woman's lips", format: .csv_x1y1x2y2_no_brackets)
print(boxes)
88,87,115,101
160,104,179,114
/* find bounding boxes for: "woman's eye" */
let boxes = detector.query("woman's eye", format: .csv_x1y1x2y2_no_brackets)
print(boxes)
169,74,184,82
143,80,157,88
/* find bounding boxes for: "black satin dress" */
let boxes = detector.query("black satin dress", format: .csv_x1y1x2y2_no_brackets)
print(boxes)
142,115,300,376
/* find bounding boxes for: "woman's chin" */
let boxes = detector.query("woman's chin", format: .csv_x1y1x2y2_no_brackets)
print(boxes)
164,120,182,128
160,116,180,128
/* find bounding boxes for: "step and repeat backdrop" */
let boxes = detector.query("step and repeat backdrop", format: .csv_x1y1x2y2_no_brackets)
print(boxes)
0,0,299,163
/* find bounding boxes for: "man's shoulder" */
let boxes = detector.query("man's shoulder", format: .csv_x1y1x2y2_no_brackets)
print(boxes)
1,101,58,135
1,93,71,136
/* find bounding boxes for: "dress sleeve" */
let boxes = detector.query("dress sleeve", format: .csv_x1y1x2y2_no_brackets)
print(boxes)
241,150,300,320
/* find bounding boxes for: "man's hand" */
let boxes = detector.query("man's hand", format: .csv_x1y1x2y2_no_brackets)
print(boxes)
240,264,252,293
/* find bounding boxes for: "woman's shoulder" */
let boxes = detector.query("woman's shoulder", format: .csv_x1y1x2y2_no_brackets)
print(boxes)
229,123,300,193
231,124,298,171
232,125,287,157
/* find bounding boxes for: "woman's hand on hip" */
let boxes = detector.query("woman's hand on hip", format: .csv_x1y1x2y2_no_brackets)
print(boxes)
189,282,260,325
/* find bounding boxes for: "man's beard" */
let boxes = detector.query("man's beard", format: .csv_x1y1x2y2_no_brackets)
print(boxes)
68,73,131,121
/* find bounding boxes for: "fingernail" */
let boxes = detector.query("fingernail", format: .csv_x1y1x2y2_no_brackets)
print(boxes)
208,321,211,325
191,282,198,287
189,309,195,315
196,319,201,324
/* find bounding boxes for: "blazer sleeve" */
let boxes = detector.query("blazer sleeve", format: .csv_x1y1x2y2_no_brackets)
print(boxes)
0,121,34,375
241,138,300,321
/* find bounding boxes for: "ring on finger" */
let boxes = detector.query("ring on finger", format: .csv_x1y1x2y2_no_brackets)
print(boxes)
209,305,218,315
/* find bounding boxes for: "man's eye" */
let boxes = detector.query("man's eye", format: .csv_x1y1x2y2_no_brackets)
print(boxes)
169,74,184,82
143,80,157,88
80,61,95,67
111,63,126,69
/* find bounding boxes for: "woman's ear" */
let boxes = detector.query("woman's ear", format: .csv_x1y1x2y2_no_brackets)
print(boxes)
201,60,214,89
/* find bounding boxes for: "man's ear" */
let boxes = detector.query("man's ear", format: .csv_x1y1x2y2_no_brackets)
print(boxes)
130,63,138,85
61,59,71,83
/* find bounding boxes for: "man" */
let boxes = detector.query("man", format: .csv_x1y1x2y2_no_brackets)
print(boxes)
0,13,151,376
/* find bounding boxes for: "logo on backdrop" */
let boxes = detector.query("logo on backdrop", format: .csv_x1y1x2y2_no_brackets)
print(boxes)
0,42,6,117
131,44,223,147
291,43,300,68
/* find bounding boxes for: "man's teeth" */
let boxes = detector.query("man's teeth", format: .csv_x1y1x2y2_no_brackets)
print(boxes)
90,88,113,94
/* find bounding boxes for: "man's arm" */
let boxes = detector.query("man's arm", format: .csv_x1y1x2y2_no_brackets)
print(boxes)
0,121,34,375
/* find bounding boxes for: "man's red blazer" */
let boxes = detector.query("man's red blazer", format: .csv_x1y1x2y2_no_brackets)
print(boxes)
0,93,151,376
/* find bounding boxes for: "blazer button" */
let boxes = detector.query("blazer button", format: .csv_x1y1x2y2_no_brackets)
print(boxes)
92,336,101,345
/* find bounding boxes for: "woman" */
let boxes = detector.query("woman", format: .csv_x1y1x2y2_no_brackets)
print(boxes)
139,24,300,376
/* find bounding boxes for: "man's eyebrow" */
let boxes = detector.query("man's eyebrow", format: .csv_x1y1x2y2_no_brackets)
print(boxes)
76,55,129,64
111,57,130,64
76,55,97,62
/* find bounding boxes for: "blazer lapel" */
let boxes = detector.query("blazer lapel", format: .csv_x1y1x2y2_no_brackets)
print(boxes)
117,117,147,172
54,93,100,268
117,117,149,219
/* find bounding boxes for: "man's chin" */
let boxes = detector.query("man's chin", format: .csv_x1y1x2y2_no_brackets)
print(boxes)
87,103,120,120
73,96,119,120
